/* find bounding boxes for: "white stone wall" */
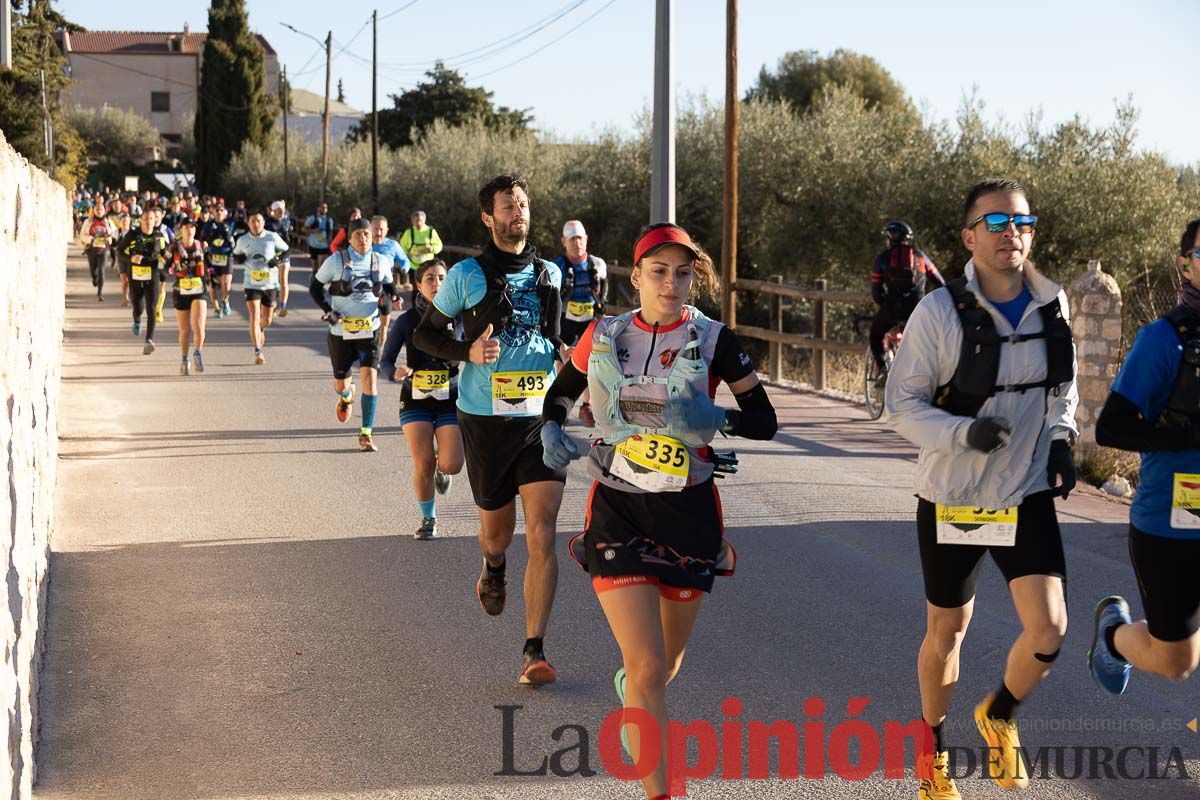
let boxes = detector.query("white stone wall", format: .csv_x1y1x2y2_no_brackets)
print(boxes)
1066,260,1123,446
0,131,69,799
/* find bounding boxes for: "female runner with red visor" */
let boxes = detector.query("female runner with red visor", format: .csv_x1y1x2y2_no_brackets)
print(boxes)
541,223,778,799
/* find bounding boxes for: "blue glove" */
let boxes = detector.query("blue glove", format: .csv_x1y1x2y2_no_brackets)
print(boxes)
663,392,727,437
540,421,581,470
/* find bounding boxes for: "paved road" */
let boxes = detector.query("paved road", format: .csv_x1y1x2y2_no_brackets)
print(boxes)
35,254,1200,799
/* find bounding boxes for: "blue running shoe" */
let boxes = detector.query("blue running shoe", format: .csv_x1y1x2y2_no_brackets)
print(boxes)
132,320,141,336
614,667,631,759
1088,595,1132,696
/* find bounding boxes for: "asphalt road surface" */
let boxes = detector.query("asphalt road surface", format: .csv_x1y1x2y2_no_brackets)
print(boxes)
34,254,1200,799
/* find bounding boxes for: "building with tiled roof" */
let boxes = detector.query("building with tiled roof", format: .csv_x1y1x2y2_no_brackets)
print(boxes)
57,26,279,161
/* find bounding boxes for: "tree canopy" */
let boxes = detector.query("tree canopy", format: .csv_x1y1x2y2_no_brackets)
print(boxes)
747,48,911,115
194,0,272,190
352,63,533,148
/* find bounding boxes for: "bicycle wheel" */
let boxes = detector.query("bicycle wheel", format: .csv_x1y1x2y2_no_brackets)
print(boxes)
863,346,885,420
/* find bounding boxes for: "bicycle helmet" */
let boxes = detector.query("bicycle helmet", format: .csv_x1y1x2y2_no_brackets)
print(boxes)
882,220,914,244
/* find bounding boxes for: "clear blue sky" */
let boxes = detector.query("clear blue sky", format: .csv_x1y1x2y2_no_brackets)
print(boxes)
55,0,1200,166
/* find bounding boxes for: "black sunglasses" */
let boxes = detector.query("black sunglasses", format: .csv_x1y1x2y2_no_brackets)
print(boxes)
967,212,1038,234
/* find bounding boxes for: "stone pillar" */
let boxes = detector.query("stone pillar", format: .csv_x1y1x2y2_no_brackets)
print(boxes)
1066,260,1123,446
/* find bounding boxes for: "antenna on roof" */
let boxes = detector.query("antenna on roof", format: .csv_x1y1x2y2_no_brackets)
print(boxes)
183,22,190,34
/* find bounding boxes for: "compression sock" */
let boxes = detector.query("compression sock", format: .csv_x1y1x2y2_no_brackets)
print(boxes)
1105,623,1127,662
931,720,947,752
360,393,378,435
987,683,1021,721
523,637,544,658
340,387,353,401
486,556,506,575
418,498,436,519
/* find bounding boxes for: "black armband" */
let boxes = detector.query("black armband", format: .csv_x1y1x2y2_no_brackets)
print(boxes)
724,382,778,440
543,361,589,426
414,304,472,363
308,274,332,314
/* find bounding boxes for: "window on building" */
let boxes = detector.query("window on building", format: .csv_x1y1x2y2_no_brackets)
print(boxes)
150,92,170,112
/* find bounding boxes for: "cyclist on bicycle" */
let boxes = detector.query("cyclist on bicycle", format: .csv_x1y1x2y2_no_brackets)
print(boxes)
870,220,943,376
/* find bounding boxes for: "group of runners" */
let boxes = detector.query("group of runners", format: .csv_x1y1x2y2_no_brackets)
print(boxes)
70,176,1198,800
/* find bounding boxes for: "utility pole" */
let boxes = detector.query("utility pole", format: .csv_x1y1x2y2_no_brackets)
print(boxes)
321,30,332,204
720,0,738,326
371,9,379,215
650,0,674,223
281,65,290,196
1,0,12,70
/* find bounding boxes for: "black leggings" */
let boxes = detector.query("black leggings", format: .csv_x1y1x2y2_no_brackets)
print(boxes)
129,276,160,339
86,250,106,294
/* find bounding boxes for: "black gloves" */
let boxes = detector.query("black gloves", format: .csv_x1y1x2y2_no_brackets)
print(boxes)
1047,439,1077,499
233,253,247,265
966,416,1012,454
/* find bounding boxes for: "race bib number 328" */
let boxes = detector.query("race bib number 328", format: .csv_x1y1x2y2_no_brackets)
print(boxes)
935,505,1018,547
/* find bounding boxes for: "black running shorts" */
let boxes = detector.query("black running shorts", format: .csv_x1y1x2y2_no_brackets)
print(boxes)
327,330,382,379
172,292,207,311
916,490,1067,608
244,288,277,307
457,410,565,511
1129,525,1200,641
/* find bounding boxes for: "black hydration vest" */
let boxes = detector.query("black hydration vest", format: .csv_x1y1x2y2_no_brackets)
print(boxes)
461,257,561,344
328,250,383,297
1157,305,1200,428
934,277,1075,417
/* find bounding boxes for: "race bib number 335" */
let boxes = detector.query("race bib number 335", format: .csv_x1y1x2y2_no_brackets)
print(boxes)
611,434,690,492
935,505,1018,547
1170,473,1200,529
491,371,547,416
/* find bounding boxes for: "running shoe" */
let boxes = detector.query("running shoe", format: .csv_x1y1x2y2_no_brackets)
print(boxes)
414,516,437,540
476,561,507,616
132,320,141,336
223,300,232,316
143,339,155,355
336,386,355,423
180,358,190,376
519,648,557,686
1088,595,1132,696
121,298,129,307
917,750,961,800
96,295,104,302
214,305,224,319
277,303,288,318
578,401,596,428
434,468,452,495
192,350,205,373
614,667,632,759
358,433,378,452
973,694,1029,789
254,348,265,366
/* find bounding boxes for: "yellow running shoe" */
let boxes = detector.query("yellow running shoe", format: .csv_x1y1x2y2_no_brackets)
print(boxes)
917,750,960,800
973,694,1030,789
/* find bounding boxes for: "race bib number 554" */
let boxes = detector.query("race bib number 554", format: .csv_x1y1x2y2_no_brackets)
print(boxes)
935,505,1018,547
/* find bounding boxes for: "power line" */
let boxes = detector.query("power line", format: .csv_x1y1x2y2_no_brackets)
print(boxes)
470,0,619,80
378,0,422,22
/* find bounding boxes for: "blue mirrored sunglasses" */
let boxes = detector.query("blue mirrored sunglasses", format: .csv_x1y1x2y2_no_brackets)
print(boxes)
968,212,1038,234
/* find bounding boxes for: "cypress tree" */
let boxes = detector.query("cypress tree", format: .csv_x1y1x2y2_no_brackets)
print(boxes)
195,0,270,191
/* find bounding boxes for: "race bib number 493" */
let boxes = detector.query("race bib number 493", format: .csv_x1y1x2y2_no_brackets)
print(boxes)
491,371,547,416
1170,473,1200,529
935,505,1018,546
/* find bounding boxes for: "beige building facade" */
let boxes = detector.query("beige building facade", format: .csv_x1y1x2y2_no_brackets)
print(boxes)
58,29,279,160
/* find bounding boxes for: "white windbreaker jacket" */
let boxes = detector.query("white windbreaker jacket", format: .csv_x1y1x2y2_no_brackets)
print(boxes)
885,259,1079,509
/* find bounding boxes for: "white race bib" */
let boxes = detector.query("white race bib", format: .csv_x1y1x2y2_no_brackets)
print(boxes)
1170,473,1200,529
341,316,374,340
412,369,450,401
491,371,548,416
935,505,1018,546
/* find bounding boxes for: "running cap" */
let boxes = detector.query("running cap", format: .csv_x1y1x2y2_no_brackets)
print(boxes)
177,217,196,227
269,200,284,212
346,218,371,234
562,220,586,238
633,224,700,266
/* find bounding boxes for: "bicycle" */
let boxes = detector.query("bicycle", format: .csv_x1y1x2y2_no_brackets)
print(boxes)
854,313,904,421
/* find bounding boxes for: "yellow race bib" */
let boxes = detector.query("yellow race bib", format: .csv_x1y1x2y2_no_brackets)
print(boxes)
1170,473,1200,529
491,371,548,416
209,253,228,266
178,276,204,294
341,316,373,340
132,264,153,280
935,505,1018,546
566,300,595,322
611,434,690,492
412,369,450,401
249,269,271,283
